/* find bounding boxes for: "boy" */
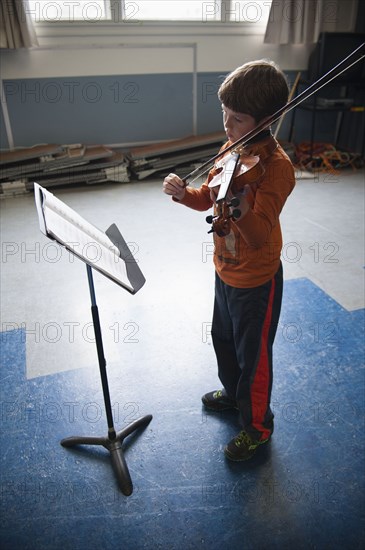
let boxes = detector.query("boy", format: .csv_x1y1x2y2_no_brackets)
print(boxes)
163,60,295,461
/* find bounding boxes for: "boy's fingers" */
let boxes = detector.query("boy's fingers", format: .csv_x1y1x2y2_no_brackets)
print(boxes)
163,173,185,199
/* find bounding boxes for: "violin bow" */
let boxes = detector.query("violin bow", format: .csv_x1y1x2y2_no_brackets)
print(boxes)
183,41,365,186
274,71,301,139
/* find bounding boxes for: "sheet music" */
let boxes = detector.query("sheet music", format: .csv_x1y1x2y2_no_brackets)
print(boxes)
34,183,134,293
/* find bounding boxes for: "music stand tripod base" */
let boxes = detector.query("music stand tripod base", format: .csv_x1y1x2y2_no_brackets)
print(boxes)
61,414,152,496
60,264,152,497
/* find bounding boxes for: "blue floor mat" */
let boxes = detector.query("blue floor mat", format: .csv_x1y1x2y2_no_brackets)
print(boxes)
0,278,364,550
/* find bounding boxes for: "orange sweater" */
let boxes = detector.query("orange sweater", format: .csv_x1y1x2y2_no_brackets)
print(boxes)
174,135,295,288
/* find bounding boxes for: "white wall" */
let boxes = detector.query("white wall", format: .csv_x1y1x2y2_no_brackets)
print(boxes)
0,20,311,80
0,15,317,148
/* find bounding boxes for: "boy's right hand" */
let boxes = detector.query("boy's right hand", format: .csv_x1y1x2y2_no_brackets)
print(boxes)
163,173,186,201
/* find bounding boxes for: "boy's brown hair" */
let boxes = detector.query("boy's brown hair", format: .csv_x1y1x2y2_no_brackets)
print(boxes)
218,60,289,123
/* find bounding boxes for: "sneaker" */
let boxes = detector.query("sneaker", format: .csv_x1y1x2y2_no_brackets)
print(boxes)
224,430,271,461
201,389,238,412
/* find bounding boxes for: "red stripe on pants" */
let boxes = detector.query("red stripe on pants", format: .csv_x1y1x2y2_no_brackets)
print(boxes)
250,277,276,440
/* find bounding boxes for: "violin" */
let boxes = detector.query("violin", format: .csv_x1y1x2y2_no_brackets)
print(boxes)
181,42,365,236
206,136,278,236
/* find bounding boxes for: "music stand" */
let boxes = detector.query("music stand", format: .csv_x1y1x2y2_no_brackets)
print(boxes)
34,183,152,496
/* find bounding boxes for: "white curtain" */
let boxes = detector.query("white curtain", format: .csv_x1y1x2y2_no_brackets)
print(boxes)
0,0,38,49
264,0,359,44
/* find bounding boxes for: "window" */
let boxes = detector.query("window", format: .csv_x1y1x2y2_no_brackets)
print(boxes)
128,1,221,21
28,1,109,21
27,1,272,24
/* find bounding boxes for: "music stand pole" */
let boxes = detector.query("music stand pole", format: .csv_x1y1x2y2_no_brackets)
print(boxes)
61,264,152,497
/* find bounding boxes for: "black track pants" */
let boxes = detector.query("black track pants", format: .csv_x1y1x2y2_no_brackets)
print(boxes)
211,263,283,441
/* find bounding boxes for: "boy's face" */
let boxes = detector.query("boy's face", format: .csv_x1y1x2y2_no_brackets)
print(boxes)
222,104,256,143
